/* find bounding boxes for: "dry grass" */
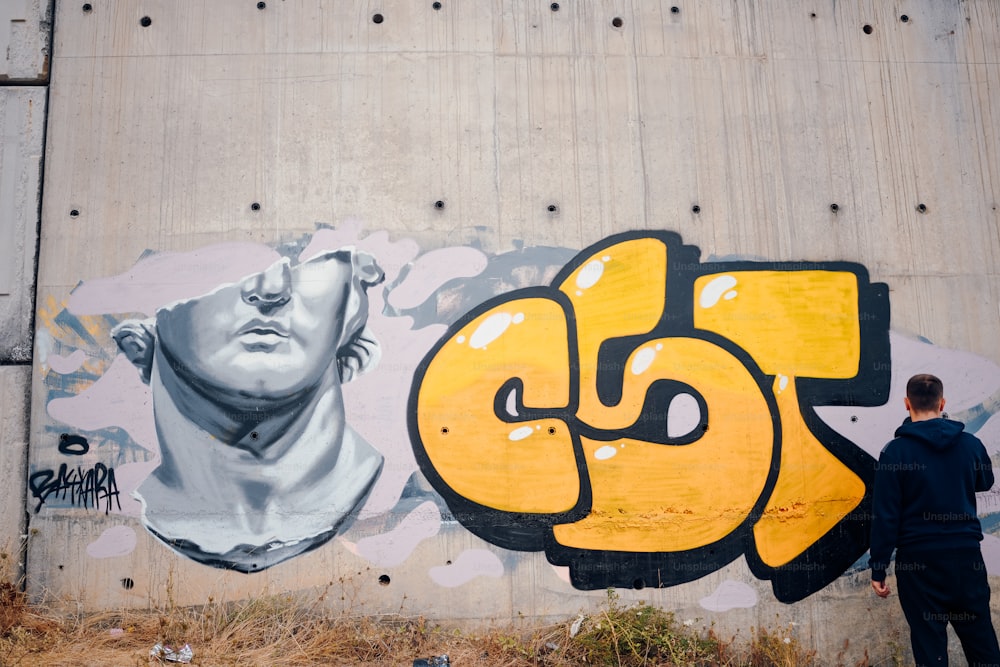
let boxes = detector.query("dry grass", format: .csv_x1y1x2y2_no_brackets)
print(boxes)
0,585,873,667
0,534,910,667
0,545,886,667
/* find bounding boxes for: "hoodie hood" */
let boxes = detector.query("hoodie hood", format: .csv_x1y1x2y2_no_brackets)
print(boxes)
894,417,966,450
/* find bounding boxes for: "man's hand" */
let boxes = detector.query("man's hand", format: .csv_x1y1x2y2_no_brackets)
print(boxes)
871,580,891,598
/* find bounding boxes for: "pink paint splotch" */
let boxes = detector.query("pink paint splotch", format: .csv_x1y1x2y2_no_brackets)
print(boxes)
387,247,488,310
549,565,572,584
46,349,89,375
347,501,441,567
68,243,281,317
981,534,1000,575
429,549,505,587
699,579,758,612
46,355,155,449
344,309,447,518
86,525,138,559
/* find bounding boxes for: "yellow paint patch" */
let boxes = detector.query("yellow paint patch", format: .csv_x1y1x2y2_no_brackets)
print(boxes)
553,337,773,552
694,270,861,378
752,378,865,567
416,297,579,513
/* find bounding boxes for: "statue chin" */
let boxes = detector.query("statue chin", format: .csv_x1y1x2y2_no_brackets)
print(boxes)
133,356,385,572
135,432,384,572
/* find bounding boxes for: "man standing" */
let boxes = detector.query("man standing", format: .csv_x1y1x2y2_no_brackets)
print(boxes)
870,373,1000,666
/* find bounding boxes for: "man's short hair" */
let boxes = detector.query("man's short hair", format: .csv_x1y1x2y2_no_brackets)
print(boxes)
906,373,944,413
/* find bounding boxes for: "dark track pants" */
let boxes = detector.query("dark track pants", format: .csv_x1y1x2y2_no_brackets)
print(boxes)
896,548,1000,667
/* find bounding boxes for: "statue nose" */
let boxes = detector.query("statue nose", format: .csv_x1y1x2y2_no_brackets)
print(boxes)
241,258,292,311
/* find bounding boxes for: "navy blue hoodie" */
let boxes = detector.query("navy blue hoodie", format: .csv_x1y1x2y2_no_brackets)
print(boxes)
869,417,994,582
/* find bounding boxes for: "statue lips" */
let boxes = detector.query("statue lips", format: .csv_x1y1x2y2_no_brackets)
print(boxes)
236,318,291,351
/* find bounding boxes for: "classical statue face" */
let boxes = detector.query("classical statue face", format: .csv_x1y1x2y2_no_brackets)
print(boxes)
155,252,354,401
108,247,387,570
114,249,384,403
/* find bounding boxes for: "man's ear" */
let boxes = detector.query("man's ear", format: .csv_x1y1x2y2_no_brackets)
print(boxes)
111,319,156,384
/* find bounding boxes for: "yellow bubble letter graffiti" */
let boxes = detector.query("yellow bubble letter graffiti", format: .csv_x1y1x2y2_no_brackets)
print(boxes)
410,232,890,601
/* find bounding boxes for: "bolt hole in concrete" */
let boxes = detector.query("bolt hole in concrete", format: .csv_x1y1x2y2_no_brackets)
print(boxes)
82,3,92,11
830,203,839,212
378,575,391,586
900,14,909,22
434,200,445,209
691,204,700,214
140,16,152,27
70,209,80,217
251,202,261,211
373,13,384,23
670,6,679,14
257,1,266,9
547,204,558,213
612,16,623,28
810,12,817,18
917,203,928,213
433,1,442,9
863,24,873,34
551,2,559,11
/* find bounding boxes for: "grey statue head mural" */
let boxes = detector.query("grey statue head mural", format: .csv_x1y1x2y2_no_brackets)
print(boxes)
111,248,386,572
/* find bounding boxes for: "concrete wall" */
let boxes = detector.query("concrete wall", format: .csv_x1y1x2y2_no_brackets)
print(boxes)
16,0,1000,662
0,0,50,582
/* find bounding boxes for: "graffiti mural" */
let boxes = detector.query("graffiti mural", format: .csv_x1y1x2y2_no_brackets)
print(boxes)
34,226,446,574
33,226,1000,605
410,231,891,602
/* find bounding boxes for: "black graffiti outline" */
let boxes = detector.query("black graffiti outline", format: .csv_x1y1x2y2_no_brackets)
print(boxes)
58,433,90,456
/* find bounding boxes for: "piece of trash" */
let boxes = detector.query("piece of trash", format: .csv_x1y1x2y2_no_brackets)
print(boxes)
149,642,193,663
413,655,450,666
569,613,585,637
109,628,124,637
